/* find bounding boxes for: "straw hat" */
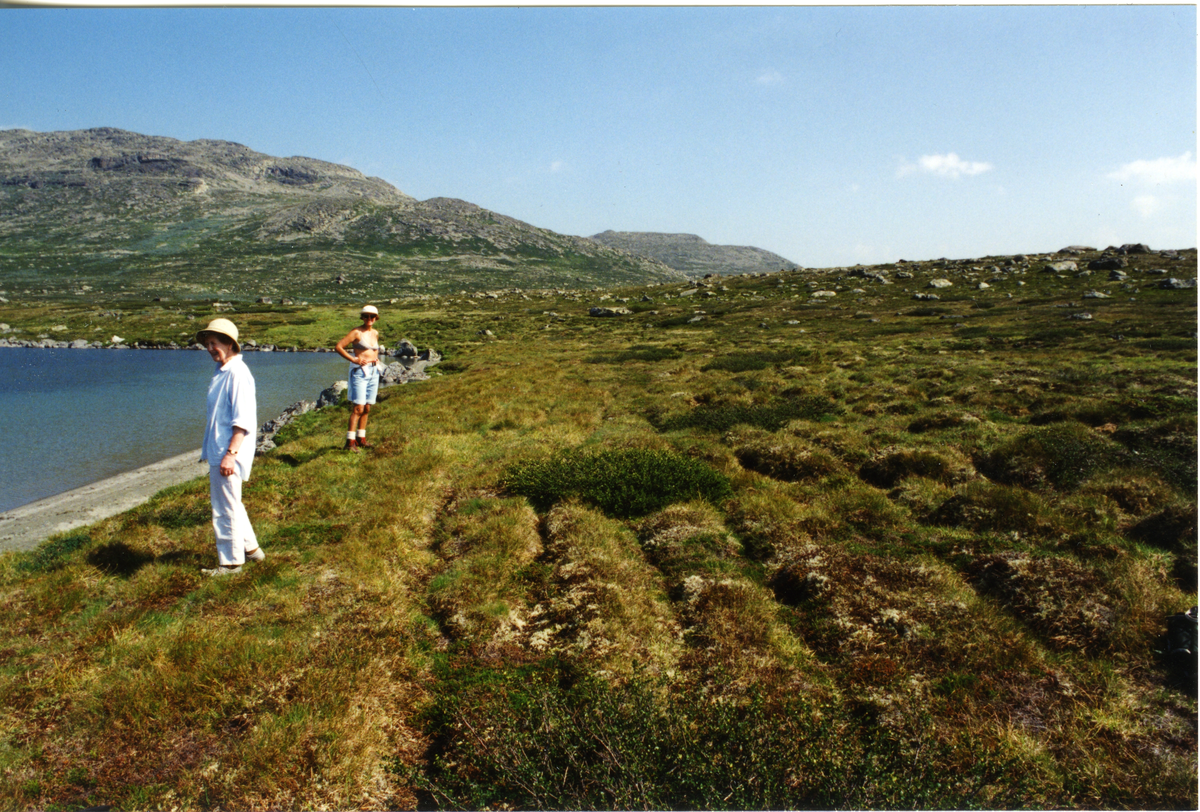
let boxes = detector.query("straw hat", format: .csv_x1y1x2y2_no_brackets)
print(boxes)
196,318,240,353
361,304,379,318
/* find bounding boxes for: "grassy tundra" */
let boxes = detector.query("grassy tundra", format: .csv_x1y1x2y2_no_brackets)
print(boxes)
0,248,1195,810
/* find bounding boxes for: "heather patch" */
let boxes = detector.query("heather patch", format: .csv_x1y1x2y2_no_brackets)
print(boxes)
976,422,1132,490
501,446,732,518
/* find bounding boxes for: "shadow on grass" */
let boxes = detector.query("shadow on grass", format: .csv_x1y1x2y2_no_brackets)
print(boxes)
86,541,155,578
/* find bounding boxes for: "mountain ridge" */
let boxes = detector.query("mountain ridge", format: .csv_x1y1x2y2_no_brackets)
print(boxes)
0,128,687,300
590,229,798,278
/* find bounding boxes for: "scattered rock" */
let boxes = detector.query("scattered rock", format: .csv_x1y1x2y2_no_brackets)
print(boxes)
1044,261,1077,273
589,306,632,317
928,279,953,289
1160,278,1197,290
1112,243,1152,255
1089,257,1128,271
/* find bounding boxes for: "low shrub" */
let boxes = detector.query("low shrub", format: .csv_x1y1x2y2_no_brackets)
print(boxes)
976,422,1131,490
587,344,684,364
1113,417,1198,493
656,395,843,434
501,447,732,518
700,348,815,372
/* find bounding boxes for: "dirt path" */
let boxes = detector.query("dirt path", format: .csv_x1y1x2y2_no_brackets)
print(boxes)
0,450,208,552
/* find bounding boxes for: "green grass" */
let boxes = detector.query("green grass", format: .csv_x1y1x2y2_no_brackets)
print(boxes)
0,245,1195,810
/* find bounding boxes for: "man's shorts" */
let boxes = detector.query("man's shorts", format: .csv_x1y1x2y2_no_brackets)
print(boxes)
348,363,380,405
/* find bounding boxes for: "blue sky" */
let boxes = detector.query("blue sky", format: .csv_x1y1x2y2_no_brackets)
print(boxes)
1,6,1195,267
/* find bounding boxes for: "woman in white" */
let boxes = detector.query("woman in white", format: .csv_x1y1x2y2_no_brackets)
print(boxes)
197,318,265,576
334,304,382,451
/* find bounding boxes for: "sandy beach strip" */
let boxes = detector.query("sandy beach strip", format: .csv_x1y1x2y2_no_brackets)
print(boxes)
0,450,208,553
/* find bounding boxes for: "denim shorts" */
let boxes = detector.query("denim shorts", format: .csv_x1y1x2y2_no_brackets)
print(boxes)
348,363,380,405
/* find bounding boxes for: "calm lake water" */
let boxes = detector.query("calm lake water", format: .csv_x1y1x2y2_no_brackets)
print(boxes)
0,348,349,513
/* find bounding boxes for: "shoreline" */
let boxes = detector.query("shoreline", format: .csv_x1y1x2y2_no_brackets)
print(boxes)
0,349,440,554
0,449,209,553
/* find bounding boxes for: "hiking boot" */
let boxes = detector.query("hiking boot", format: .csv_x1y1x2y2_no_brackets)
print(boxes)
344,438,359,451
357,438,372,449
245,547,265,562
201,564,242,577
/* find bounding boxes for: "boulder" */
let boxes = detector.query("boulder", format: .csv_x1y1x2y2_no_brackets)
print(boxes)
1160,278,1197,290
1044,261,1078,273
589,306,632,317
1089,257,1128,271
315,381,347,409
928,279,953,289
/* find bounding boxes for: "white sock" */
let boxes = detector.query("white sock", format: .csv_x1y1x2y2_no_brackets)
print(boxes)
357,430,366,438
347,431,356,440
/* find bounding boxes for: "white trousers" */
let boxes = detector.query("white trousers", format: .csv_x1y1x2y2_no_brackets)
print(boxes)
209,465,259,566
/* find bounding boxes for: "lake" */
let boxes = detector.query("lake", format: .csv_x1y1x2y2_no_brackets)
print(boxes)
0,348,350,513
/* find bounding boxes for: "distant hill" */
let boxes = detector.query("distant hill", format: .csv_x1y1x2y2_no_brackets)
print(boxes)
0,128,684,301
589,230,798,278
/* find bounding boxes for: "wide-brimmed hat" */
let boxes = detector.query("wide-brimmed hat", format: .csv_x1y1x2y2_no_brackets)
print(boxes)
360,304,379,318
196,318,240,353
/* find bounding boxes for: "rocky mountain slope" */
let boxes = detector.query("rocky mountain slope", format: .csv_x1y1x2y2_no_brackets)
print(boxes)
590,229,797,278
0,128,684,300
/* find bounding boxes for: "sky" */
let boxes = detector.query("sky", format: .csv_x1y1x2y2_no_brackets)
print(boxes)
0,5,1195,268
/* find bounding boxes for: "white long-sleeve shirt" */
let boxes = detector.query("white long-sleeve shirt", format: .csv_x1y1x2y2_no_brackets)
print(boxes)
201,354,257,481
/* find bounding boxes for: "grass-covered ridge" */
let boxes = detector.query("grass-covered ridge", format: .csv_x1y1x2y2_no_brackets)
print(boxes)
0,247,1195,809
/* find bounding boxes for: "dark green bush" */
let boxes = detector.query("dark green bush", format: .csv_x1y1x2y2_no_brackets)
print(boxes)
656,395,842,434
587,345,684,364
976,422,1131,490
501,447,732,518
701,348,815,373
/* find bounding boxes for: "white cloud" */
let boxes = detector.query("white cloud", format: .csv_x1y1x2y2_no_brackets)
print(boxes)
898,152,994,179
1107,152,1196,186
755,70,784,86
1132,194,1162,218
549,160,566,173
